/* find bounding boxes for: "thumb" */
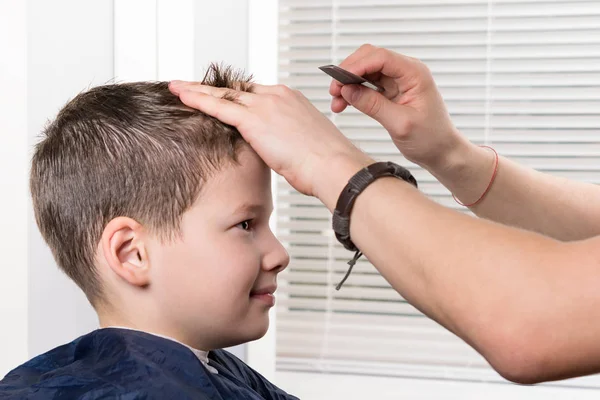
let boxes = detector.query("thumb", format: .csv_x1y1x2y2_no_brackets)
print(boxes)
341,85,399,128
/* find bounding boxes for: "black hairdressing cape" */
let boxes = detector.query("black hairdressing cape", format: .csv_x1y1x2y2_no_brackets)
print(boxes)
0,328,299,400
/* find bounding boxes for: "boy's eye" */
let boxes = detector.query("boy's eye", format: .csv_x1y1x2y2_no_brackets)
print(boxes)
236,220,253,231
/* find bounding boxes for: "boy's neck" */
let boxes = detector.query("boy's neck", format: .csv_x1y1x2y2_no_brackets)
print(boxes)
103,325,209,354
99,313,210,353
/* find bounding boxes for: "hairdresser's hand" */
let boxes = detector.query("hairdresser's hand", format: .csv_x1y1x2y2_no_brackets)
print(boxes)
330,44,468,172
169,81,373,209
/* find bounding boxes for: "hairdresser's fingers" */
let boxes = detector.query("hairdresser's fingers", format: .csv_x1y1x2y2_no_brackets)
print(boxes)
331,48,419,100
331,96,349,113
329,44,379,97
174,84,256,105
170,80,249,93
247,83,306,98
249,83,280,94
178,89,248,127
169,80,203,95
344,49,420,93
168,80,190,88
338,44,381,71
171,81,300,101
169,81,254,101
171,80,254,93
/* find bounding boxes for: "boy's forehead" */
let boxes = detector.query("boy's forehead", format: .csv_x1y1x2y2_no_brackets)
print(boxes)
195,149,272,206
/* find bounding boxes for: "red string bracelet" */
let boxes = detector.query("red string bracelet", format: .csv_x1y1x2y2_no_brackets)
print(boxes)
452,145,499,207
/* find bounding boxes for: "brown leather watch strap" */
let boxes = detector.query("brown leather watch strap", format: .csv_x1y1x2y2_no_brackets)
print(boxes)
333,161,418,251
332,161,418,290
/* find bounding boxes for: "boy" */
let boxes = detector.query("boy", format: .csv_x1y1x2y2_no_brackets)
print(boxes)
0,65,298,400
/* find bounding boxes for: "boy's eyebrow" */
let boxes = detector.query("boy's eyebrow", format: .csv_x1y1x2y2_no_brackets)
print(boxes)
232,203,270,215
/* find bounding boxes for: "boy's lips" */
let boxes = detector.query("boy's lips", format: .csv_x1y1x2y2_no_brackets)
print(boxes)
250,285,277,307
250,285,277,296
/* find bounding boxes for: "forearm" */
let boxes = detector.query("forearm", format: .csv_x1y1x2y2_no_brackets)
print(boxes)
350,179,600,383
430,139,600,241
316,158,600,383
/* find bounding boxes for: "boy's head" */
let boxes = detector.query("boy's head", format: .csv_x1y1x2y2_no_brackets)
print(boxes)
30,65,290,350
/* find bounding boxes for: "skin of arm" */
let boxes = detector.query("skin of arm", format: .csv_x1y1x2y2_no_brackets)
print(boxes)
428,138,600,241
315,153,600,385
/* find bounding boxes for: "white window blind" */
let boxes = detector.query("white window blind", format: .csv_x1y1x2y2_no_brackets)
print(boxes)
275,0,600,386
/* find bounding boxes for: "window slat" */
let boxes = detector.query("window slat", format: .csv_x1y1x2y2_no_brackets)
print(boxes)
276,0,600,387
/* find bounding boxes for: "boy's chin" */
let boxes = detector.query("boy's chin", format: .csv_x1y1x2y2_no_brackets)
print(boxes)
237,316,270,345
206,316,270,349
247,317,270,341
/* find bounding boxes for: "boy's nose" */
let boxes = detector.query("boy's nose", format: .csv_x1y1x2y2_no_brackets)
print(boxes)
263,233,290,273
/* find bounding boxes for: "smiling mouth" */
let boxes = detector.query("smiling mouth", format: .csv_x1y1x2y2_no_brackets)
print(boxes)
250,286,277,307
250,286,276,296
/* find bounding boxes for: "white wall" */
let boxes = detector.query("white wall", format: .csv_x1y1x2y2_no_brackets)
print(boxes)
0,0,108,376
194,0,249,75
0,0,29,379
27,0,114,358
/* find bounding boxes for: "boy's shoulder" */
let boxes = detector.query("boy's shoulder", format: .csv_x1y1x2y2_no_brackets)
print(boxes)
0,328,299,400
0,328,209,399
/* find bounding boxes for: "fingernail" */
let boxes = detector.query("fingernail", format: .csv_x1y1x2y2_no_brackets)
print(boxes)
169,80,186,87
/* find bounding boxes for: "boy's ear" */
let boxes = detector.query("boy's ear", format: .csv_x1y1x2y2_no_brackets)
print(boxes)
101,217,150,287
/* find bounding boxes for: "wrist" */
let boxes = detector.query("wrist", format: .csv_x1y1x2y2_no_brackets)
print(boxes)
427,138,498,204
423,133,481,182
313,151,375,212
